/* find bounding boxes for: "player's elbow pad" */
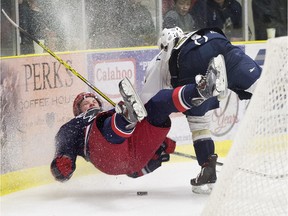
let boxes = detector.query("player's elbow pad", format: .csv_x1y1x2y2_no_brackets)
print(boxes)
50,155,75,182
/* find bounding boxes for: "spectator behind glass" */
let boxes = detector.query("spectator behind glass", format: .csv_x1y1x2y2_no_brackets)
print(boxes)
19,0,46,54
162,0,175,15
19,0,58,54
87,0,156,49
190,0,208,29
205,0,242,41
252,0,287,40
86,0,119,49
119,0,156,47
163,0,198,32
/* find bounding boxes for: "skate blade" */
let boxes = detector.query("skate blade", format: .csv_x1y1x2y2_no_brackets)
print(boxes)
213,54,228,99
192,183,214,195
132,103,146,121
120,77,147,121
121,81,134,97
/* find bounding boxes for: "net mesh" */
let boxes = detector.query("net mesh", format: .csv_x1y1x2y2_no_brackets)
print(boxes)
202,37,288,216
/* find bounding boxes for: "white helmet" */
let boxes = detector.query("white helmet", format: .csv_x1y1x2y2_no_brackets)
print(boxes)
157,27,184,51
157,27,184,61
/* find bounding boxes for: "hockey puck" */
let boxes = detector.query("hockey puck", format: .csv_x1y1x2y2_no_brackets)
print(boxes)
137,191,148,196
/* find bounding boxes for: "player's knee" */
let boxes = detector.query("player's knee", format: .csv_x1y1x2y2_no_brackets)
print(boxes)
186,113,212,141
192,129,212,141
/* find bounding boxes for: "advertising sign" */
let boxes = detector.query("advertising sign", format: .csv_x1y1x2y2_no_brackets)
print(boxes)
1,53,87,173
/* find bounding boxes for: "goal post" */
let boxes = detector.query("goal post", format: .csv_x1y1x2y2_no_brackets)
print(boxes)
202,37,288,216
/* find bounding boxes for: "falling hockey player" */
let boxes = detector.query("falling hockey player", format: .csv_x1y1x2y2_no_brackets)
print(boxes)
50,66,228,182
140,27,262,194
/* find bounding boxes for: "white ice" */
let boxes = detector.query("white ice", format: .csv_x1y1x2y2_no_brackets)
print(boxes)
1,161,214,216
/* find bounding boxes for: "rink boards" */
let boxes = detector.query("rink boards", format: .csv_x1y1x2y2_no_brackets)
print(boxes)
0,41,266,196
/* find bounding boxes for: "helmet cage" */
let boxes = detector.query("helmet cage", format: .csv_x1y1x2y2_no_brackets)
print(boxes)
158,27,184,51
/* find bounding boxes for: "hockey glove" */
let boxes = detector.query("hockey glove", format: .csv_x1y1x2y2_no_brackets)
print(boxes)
127,153,170,178
50,155,75,182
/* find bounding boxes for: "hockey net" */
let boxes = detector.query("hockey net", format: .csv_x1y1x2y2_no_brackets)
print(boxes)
202,37,288,216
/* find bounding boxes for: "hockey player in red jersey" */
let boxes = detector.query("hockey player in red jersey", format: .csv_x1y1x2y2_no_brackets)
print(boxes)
51,69,227,182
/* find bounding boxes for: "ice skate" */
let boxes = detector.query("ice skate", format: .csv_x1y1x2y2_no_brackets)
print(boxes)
190,154,218,194
195,54,228,100
116,77,147,124
211,54,228,99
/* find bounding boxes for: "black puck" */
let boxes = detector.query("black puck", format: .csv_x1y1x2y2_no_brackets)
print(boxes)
137,191,148,196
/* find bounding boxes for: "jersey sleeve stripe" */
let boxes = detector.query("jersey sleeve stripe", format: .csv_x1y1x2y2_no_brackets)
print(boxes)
111,113,134,138
172,86,191,112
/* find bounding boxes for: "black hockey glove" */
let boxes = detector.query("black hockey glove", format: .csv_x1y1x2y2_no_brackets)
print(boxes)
127,153,170,178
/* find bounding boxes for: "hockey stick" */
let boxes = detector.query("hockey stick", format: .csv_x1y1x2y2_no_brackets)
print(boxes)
172,152,224,166
1,9,116,107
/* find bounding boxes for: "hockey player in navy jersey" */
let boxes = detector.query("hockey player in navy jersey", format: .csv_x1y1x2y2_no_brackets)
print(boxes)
51,68,227,182
141,27,262,194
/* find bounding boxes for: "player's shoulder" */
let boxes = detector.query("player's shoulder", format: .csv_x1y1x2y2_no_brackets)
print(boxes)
164,10,178,19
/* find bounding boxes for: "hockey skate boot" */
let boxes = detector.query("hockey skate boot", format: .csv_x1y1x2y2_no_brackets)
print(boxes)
195,54,228,100
116,77,147,124
190,154,218,194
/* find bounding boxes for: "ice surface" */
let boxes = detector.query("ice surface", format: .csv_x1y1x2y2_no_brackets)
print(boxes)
1,162,210,216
